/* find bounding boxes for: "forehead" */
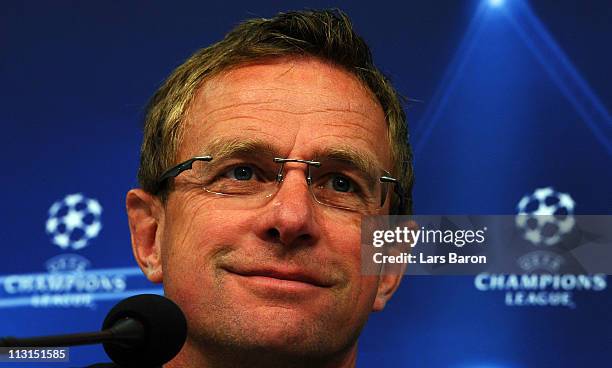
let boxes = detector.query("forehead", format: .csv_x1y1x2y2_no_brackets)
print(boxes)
180,57,391,167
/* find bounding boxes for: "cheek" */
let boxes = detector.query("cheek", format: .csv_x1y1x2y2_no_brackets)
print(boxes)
161,206,257,330
164,195,254,251
160,201,253,296
323,217,362,271
323,219,379,306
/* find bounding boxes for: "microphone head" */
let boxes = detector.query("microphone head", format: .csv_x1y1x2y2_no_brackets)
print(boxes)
102,294,187,367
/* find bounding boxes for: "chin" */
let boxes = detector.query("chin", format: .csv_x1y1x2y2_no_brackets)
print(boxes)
193,306,355,358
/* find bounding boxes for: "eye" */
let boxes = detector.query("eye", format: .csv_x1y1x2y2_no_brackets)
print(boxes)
227,166,254,181
329,174,355,193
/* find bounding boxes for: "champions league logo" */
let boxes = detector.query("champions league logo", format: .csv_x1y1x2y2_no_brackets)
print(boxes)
0,193,161,309
474,187,607,308
46,193,102,250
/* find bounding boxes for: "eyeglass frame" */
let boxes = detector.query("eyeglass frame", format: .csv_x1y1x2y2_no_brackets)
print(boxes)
154,155,406,214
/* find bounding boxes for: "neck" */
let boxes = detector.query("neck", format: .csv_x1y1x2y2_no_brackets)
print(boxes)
164,339,358,368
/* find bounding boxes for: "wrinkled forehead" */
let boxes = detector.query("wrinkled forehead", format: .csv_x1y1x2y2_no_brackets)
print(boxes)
200,57,380,109
180,57,391,168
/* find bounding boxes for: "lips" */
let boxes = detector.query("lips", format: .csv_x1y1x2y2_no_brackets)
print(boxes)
223,266,333,288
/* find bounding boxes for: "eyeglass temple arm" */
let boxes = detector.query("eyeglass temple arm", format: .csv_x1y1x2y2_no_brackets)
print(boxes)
380,176,406,214
158,156,213,182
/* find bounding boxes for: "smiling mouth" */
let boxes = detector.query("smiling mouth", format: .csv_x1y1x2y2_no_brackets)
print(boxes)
223,267,332,289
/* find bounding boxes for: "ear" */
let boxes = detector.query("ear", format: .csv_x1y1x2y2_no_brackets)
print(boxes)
372,219,417,311
372,273,404,312
126,189,164,283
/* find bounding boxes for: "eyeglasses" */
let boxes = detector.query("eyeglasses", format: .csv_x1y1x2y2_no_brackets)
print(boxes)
155,153,403,214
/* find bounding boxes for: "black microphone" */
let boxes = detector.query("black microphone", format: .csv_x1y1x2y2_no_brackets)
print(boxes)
0,294,187,367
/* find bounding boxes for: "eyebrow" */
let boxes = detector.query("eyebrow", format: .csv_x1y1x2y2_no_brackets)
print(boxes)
197,138,385,179
311,145,383,181
198,137,278,161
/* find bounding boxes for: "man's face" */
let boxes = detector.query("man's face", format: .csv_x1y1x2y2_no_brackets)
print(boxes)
147,57,398,357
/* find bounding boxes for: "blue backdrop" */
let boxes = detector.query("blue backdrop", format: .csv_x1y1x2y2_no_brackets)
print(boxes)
1,1,611,367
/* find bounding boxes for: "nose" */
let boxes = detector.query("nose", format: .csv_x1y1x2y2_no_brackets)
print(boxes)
253,167,321,247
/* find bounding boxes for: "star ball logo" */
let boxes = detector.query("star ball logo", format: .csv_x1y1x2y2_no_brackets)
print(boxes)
515,187,575,246
45,193,103,250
